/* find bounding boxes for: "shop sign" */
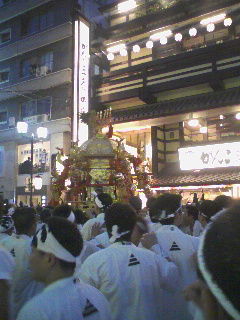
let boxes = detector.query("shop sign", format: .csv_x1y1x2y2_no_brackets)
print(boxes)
179,142,240,170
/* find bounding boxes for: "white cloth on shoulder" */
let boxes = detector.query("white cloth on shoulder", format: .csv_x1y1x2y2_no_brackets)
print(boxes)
17,276,112,320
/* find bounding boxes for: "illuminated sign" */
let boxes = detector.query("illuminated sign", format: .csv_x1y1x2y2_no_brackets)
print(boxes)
179,142,240,170
73,17,90,145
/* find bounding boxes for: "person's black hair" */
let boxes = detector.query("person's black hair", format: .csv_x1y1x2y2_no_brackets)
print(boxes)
52,204,72,219
95,188,103,194
187,205,199,221
146,197,157,209
12,207,36,234
32,216,83,272
96,193,113,211
73,209,88,225
214,195,234,211
201,205,240,317
40,208,52,223
129,196,142,212
199,200,221,223
153,193,182,225
105,203,137,242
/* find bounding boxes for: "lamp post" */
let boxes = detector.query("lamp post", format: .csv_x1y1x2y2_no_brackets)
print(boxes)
17,122,48,206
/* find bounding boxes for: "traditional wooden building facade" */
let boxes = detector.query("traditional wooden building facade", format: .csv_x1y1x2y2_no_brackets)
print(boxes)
91,0,240,201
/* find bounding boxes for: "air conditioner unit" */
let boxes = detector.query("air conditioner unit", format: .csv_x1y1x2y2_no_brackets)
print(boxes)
37,114,48,123
36,66,47,77
8,117,15,127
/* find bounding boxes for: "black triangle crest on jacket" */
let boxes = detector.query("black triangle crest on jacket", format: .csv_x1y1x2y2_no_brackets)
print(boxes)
128,253,140,266
170,241,181,251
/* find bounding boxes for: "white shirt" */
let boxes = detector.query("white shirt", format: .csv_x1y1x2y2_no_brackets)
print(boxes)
0,245,15,320
89,232,110,248
193,220,204,237
81,241,178,320
1,234,45,318
75,240,100,274
80,213,105,241
0,232,9,242
17,276,112,320
155,225,200,320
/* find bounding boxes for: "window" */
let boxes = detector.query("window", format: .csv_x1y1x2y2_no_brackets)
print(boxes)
20,53,53,78
0,29,11,44
0,111,7,123
40,52,53,74
40,11,54,31
0,70,9,83
21,97,52,119
20,57,38,78
21,10,54,36
21,100,36,118
37,97,52,115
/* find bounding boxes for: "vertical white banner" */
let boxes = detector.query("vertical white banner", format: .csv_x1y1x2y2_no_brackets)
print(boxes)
73,17,90,145
0,146,5,177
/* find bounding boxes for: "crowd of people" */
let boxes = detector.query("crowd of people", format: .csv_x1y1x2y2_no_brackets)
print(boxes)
0,192,239,320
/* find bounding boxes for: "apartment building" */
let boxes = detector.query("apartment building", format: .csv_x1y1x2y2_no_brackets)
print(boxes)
0,0,80,205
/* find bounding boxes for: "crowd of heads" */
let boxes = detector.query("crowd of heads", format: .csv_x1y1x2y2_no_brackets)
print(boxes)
1,190,240,320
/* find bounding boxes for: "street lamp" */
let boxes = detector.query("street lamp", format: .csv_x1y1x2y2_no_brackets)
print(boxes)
17,122,48,206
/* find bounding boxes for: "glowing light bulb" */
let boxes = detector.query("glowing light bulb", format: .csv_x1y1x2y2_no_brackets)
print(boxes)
174,33,182,42
224,18,232,27
200,126,207,134
107,53,114,60
120,48,127,56
189,28,197,37
133,45,140,53
146,40,153,49
160,37,167,45
207,23,215,32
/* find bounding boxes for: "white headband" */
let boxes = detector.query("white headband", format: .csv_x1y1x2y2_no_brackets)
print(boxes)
159,205,181,220
36,225,76,263
68,211,75,223
95,197,104,209
198,211,240,320
0,216,14,233
109,225,130,244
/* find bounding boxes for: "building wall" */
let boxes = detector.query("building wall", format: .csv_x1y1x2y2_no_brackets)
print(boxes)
0,0,75,203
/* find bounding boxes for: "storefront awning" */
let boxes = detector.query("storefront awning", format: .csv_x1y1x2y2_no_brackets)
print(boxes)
151,165,240,187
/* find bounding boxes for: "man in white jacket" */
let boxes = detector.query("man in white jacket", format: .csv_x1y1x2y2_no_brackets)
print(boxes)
153,193,200,320
17,216,112,320
81,202,179,320
80,193,113,241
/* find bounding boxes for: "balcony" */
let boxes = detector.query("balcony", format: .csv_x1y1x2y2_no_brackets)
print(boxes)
93,38,240,106
0,68,72,101
0,22,72,62
0,0,52,24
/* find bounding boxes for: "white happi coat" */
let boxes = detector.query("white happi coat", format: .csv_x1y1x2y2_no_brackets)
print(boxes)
80,213,105,241
155,225,200,320
0,245,15,320
1,234,45,318
17,277,112,320
81,241,179,320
